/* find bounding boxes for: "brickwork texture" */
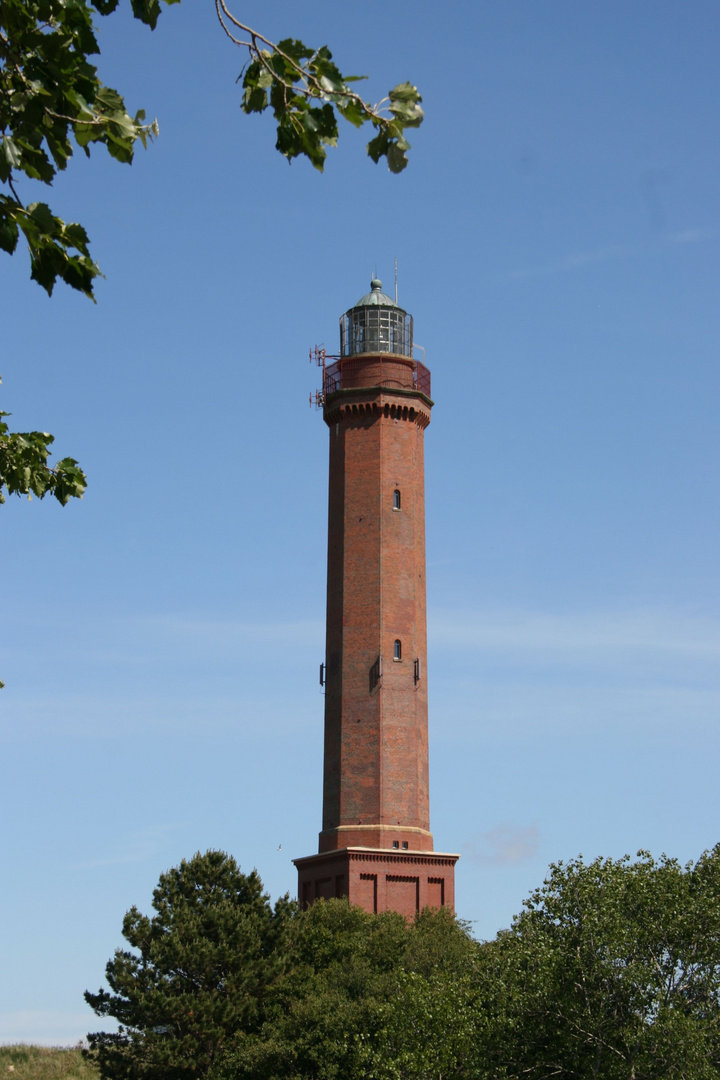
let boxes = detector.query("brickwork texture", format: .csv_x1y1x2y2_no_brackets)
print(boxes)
294,341,458,915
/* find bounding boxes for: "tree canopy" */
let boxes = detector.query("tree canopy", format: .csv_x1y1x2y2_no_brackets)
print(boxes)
86,847,720,1080
215,900,478,1080
84,851,295,1080
474,848,720,1079
85,852,477,1080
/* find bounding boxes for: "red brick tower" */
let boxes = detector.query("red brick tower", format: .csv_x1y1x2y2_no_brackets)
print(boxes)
294,280,458,918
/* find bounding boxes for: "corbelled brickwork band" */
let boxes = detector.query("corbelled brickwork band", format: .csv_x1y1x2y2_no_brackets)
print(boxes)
294,282,458,915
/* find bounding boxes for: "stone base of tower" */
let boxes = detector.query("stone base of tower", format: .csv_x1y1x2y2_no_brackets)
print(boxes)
294,848,459,919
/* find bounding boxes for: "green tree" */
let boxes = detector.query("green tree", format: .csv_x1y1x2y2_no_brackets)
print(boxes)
86,859,478,1080
87,847,720,1080
472,847,720,1079
84,851,295,1080
216,900,478,1080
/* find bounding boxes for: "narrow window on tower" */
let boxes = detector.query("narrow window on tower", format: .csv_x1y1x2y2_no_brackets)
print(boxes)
393,639,402,662
393,489,401,510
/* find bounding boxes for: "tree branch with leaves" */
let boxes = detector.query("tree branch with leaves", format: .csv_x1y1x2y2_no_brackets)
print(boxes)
0,384,86,505
1,0,423,299
216,0,423,174
0,1,423,523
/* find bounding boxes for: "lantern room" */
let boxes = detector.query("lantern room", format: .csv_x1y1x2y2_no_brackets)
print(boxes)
339,278,414,358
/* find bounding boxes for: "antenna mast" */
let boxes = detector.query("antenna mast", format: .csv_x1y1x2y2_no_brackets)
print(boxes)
394,257,398,304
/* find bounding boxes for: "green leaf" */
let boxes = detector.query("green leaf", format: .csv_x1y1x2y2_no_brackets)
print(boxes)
0,202,20,255
337,99,365,128
276,38,314,65
386,141,410,174
388,82,424,129
1,136,23,172
366,130,390,165
26,201,59,235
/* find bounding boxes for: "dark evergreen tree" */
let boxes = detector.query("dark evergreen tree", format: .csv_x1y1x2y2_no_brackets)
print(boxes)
85,851,294,1080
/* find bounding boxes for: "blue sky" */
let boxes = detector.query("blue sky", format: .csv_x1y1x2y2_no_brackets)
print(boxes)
2,0,720,1045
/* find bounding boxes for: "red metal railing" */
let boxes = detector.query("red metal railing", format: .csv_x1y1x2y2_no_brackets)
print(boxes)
323,358,431,399
415,361,431,397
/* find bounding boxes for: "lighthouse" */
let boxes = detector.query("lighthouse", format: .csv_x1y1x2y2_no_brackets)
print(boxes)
294,280,458,918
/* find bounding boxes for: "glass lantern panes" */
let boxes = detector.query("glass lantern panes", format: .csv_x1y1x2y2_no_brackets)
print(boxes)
340,306,413,357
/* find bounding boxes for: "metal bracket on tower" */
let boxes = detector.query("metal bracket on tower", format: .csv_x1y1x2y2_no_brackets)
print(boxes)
309,345,330,409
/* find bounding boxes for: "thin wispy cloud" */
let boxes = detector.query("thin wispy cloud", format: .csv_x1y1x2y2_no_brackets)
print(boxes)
74,824,183,869
463,823,540,866
666,227,715,245
6,606,720,744
429,606,720,742
505,242,637,280
441,683,720,740
6,613,324,669
430,607,720,662
499,227,715,281
0,1011,94,1046
3,690,320,740
144,616,324,654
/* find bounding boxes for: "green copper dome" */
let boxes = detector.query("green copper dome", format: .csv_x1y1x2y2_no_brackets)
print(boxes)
353,278,401,310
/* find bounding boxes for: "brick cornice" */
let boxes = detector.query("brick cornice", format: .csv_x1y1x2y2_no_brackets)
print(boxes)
294,848,460,870
323,389,432,429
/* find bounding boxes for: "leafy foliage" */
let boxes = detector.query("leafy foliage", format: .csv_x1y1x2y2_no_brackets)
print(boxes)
218,3,425,175
0,404,86,505
85,851,295,1080
474,847,720,1079
2,0,423,298
86,848,720,1080
86,856,475,1080
0,0,176,297
211,901,477,1080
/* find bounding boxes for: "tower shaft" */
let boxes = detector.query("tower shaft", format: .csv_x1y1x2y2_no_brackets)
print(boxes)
294,281,458,917
321,376,432,852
